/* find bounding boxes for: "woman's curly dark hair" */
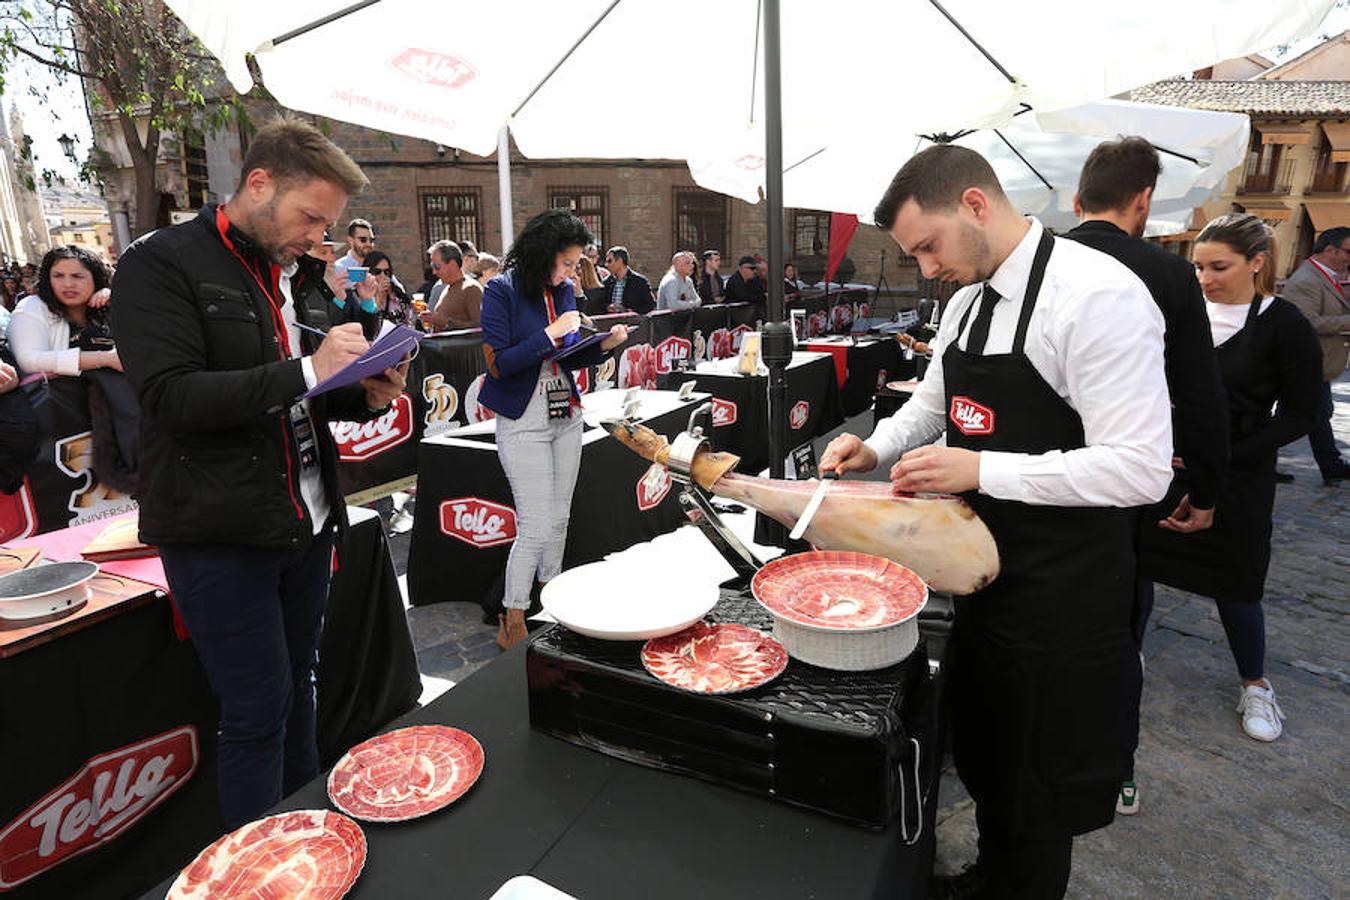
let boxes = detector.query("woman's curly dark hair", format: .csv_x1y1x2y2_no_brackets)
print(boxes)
501,209,594,298
37,244,110,321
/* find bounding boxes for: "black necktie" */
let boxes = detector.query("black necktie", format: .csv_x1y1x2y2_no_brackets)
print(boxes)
965,284,1000,355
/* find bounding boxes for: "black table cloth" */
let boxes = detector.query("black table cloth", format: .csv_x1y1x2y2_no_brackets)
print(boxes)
147,630,947,900
0,510,417,899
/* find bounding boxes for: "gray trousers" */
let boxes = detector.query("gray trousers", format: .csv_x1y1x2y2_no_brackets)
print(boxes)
495,369,584,610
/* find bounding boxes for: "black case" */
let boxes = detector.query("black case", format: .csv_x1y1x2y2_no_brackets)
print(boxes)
526,585,936,830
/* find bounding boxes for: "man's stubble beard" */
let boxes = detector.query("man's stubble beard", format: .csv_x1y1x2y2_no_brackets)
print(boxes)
958,219,996,285
252,194,299,265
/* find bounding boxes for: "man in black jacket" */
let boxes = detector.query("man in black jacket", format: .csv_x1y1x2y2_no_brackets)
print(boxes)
601,246,654,314
1065,136,1229,817
723,254,767,313
112,117,407,829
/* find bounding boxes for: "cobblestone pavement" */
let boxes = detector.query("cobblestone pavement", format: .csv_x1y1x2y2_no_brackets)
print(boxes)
386,374,1348,897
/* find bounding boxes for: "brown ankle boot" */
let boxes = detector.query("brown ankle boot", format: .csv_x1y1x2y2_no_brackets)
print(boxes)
496,608,529,651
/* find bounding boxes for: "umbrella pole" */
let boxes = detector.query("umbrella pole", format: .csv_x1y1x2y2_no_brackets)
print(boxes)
760,0,794,546
497,126,515,254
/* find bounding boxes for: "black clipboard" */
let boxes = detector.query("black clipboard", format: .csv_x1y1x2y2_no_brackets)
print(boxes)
551,331,608,364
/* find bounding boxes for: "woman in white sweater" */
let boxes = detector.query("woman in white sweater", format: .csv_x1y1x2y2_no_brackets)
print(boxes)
6,245,119,377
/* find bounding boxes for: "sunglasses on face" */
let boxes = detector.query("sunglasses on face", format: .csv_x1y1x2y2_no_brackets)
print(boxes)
371,267,392,275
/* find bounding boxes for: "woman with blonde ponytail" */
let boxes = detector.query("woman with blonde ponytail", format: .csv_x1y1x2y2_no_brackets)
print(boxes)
1138,213,1320,743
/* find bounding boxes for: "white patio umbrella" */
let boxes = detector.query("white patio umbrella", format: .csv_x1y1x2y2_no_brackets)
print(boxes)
166,0,1332,231
165,0,1333,482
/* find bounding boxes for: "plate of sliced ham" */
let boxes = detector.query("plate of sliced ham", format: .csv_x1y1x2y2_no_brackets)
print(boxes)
327,725,484,823
642,622,787,694
752,551,927,632
168,809,365,899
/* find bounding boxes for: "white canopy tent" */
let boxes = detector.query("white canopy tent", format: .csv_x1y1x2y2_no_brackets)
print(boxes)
167,0,1332,231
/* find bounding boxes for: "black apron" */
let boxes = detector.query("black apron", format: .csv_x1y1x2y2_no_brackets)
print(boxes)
944,231,1140,838
1140,296,1274,603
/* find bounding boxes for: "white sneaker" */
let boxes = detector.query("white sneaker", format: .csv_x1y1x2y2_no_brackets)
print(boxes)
1236,681,1284,742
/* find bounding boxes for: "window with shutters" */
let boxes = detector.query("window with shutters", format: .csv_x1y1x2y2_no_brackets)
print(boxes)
549,186,608,249
673,187,729,256
420,187,483,249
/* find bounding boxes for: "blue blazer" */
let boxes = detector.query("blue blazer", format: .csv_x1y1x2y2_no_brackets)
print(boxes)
479,269,609,419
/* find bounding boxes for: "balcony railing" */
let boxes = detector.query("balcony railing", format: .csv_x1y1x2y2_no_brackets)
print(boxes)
1306,166,1349,194
1238,157,1296,195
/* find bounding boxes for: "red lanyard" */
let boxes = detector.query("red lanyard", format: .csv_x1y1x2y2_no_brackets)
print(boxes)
214,206,293,358
543,287,560,375
1312,260,1346,300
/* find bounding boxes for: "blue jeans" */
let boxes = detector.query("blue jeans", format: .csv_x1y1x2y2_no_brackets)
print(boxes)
160,526,333,829
1308,380,1344,477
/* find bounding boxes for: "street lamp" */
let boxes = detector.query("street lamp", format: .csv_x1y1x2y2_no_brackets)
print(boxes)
57,133,76,161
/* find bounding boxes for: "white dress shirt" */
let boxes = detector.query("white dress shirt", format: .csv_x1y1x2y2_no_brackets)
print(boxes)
864,219,1173,508
1207,295,1274,346
278,264,330,535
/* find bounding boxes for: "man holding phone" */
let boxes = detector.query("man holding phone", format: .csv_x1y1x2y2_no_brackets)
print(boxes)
335,217,375,279
112,117,409,829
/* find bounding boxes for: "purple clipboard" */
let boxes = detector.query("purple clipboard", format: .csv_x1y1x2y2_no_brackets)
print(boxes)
550,330,608,364
303,325,423,399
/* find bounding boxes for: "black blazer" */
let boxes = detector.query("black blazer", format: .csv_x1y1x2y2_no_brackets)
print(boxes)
1064,220,1229,509
601,270,654,314
112,205,382,548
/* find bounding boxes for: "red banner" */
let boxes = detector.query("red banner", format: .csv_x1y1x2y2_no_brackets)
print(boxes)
825,213,859,285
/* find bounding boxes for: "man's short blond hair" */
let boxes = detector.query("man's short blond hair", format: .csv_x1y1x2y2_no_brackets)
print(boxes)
235,116,367,195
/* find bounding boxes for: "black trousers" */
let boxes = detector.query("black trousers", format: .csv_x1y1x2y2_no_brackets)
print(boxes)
976,804,1073,899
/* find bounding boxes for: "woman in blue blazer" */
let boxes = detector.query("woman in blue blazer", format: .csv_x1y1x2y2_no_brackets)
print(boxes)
480,210,628,649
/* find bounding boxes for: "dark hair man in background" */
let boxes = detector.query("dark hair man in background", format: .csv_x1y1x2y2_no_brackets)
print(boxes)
335,217,375,277
1063,135,1231,817
602,246,654,314
112,117,408,829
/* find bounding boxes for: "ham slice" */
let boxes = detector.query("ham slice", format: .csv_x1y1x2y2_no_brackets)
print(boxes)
327,725,484,823
642,622,787,693
168,810,365,900
752,551,927,630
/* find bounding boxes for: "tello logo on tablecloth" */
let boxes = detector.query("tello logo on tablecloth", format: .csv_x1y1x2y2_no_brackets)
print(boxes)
950,396,995,436
0,478,37,544
440,498,516,548
421,373,460,437
711,398,738,427
652,337,692,375
0,726,199,889
636,463,672,512
331,394,414,462
389,49,477,89
789,401,810,431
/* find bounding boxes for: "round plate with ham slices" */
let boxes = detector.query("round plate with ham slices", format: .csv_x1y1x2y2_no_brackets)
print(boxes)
327,725,484,823
641,622,788,694
752,551,927,632
168,809,365,899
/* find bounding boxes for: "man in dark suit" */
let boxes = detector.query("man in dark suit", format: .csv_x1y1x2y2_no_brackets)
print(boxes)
601,246,654,314
112,118,407,829
1281,226,1350,485
723,254,767,311
1065,136,1230,818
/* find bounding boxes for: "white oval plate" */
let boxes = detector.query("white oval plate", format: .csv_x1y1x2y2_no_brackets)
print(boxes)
541,560,718,641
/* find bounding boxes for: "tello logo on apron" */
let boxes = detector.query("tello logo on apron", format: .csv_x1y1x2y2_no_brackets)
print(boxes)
636,463,672,511
331,394,414,461
440,497,516,548
950,396,996,435
0,726,199,889
711,398,738,427
789,401,810,431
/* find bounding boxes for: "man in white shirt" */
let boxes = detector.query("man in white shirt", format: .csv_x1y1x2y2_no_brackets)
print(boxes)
335,217,375,276
656,251,702,311
822,145,1171,897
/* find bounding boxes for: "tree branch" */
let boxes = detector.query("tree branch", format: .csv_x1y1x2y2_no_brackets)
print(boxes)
4,39,98,78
